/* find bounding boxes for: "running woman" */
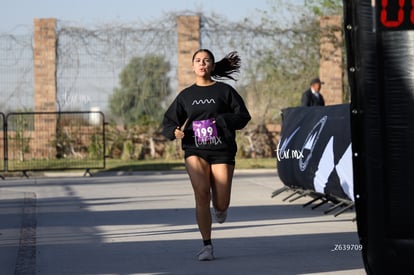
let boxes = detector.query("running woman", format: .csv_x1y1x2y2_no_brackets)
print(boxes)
162,49,251,261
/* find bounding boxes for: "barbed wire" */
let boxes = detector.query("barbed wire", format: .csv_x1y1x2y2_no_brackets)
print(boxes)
0,33,33,111
0,9,326,122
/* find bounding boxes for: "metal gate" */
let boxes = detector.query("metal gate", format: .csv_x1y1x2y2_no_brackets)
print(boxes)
4,111,106,173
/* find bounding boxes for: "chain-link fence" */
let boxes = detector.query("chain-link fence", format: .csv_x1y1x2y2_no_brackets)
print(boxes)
0,112,4,172
1,12,318,115
56,18,178,114
6,111,105,172
0,10,329,160
0,34,34,112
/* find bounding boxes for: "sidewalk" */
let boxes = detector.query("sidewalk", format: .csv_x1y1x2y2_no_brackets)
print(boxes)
0,170,365,275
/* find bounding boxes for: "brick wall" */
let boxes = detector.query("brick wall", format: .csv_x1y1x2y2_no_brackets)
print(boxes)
319,15,343,105
33,18,57,159
25,15,343,161
176,16,200,92
34,18,57,112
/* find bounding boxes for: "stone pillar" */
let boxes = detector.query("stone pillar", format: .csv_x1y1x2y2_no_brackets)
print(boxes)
319,15,343,105
34,18,57,112
33,18,57,159
177,16,200,92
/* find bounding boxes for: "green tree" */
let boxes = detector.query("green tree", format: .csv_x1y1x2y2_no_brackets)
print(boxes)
109,55,171,126
233,0,344,125
304,0,343,16
234,1,321,125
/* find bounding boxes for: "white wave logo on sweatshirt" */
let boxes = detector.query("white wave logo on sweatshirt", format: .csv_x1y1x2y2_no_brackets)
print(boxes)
192,99,216,105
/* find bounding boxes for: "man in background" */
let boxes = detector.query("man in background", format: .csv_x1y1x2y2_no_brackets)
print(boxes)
301,77,325,107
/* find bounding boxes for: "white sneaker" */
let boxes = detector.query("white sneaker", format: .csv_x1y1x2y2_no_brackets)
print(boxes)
214,209,227,224
197,245,214,261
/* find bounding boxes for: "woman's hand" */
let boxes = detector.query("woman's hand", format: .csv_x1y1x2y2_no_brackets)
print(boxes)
174,127,185,139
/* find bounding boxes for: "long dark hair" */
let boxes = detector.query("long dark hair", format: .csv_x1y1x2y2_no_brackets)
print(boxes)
192,49,241,80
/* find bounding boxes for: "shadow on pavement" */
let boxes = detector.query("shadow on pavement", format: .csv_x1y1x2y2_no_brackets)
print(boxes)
0,173,364,275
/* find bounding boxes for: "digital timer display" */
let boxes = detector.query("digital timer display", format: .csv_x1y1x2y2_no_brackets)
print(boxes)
377,0,414,30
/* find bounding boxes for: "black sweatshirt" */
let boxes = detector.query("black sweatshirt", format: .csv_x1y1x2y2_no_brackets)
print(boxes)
162,82,251,155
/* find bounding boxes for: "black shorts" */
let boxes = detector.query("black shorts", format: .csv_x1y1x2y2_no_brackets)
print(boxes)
184,150,235,165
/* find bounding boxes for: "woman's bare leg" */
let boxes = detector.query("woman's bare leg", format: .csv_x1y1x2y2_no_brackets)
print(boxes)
211,164,235,212
185,156,212,241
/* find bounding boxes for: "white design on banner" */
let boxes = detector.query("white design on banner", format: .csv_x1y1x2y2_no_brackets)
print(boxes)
276,127,301,161
313,138,354,201
303,132,318,150
313,136,335,194
192,99,216,105
335,144,354,201
299,116,327,171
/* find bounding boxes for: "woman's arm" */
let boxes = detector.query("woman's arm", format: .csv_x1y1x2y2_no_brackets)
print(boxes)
162,97,187,140
216,88,251,130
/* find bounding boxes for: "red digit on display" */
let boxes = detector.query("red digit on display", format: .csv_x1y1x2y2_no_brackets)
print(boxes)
381,0,405,28
411,0,414,24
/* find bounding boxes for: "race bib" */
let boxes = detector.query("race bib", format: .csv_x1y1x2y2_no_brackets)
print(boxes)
192,118,218,142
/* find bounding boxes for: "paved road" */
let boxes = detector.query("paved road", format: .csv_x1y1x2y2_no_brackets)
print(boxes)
0,170,365,275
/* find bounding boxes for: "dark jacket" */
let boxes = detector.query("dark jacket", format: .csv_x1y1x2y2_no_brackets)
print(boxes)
162,82,251,155
301,89,325,107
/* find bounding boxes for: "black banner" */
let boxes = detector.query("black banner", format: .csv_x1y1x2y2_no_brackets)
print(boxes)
345,0,414,273
277,104,353,201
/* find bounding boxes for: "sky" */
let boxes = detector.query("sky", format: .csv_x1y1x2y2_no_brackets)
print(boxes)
0,0,279,33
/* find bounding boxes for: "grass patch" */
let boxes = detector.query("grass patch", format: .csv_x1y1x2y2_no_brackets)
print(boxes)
103,159,186,172
100,157,276,172
3,157,276,174
235,158,276,169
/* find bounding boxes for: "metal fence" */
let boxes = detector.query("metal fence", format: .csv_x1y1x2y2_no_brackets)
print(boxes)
0,34,34,112
0,112,4,172
2,111,106,173
1,15,308,115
